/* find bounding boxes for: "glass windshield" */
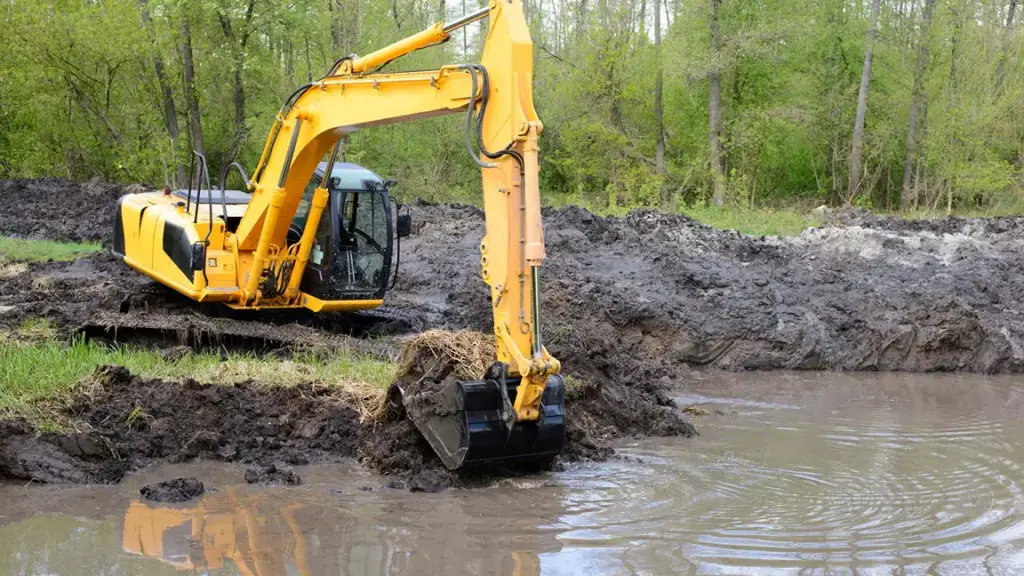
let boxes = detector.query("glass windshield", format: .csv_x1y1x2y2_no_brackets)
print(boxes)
329,188,389,295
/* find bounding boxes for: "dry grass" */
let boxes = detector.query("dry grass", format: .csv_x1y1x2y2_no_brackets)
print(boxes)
398,329,496,381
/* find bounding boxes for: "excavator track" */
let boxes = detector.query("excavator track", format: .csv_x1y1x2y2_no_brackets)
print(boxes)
76,289,410,358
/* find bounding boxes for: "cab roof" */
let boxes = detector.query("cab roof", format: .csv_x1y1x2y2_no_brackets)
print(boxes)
315,162,384,190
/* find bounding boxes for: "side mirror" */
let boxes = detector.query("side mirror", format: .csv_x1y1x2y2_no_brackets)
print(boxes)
329,176,342,190
190,242,207,271
396,214,412,238
385,179,399,190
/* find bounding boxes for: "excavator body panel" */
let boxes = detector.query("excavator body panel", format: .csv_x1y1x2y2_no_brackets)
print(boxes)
112,162,400,311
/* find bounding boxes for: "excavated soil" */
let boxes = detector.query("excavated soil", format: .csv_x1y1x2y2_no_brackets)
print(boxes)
393,202,1024,374
140,477,205,503
0,178,134,243
7,179,1024,487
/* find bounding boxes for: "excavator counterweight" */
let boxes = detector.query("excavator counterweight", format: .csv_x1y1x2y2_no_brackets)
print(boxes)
112,1,562,468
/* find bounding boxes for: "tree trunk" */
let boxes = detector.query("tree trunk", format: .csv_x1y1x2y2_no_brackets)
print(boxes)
900,0,934,211
218,1,255,160
331,0,343,52
139,0,185,187
709,0,725,206
655,0,666,184
847,0,882,203
181,16,205,171
996,0,1019,92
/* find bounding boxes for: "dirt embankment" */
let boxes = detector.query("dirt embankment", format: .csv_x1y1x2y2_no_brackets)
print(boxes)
7,178,1024,487
393,203,1024,374
0,178,134,244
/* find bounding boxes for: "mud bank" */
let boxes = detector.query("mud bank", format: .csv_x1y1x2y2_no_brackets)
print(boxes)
392,203,1024,374
0,361,682,489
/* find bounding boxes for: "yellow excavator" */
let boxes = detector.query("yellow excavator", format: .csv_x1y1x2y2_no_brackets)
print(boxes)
113,1,563,469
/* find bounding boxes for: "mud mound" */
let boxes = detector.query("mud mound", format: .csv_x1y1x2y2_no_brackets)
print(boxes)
390,203,1024,374
0,421,126,484
140,477,205,503
361,330,695,490
0,178,138,243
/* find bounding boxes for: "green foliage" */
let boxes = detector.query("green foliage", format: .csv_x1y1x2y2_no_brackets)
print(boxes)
681,204,820,237
0,0,1021,212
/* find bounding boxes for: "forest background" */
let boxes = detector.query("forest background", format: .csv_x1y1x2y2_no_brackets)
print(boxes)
1,0,1021,228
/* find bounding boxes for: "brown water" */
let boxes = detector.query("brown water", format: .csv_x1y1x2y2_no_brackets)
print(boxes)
4,371,1024,575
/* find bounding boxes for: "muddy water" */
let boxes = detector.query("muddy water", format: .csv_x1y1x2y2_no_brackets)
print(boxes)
4,372,1024,575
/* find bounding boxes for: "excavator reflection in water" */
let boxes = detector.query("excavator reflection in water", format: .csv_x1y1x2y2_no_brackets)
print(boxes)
121,488,549,575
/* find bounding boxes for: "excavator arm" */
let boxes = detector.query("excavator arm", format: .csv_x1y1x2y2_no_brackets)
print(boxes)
236,0,560,431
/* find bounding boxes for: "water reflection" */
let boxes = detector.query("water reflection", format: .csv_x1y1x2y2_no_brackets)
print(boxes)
5,371,1024,574
0,463,566,575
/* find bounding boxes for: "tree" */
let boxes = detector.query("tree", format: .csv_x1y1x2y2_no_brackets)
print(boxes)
654,0,665,182
848,0,882,203
709,0,725,206
217,0,259,160
900,0,936,210
181,13,205,168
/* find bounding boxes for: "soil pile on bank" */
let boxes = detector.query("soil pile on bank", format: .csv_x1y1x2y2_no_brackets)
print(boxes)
0,178,135,243
391,203,1024,374
361,331,695,491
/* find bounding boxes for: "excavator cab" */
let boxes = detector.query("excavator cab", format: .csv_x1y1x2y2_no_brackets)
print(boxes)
288,162,407,302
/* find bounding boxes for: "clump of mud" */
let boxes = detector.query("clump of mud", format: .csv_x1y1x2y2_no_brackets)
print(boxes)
140,477,205,503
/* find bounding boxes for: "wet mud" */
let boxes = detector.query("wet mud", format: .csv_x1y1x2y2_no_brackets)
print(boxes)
0,178,138,244
139,477,204,503
394,202,1024,373
7,179,1024,487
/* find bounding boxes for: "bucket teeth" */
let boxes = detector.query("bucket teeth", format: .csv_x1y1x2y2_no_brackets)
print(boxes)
401,372,566,470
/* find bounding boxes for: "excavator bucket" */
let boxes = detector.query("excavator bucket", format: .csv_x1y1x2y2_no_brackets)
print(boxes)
399,370,566,470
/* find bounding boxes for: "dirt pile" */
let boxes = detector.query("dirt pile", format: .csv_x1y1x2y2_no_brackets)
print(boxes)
361,330,695,491
391,203,1024,374
0,178,135,244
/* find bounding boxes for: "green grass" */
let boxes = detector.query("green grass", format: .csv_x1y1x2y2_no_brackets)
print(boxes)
680,205,821,237
0,236,101,263
0,320,396,426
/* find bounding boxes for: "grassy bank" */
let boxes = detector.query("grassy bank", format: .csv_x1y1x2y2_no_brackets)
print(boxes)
0,237,101,263
0,322,395,427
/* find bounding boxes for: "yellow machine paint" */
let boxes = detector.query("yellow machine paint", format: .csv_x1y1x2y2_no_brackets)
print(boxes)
121,491,545,575
113,1,562,468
